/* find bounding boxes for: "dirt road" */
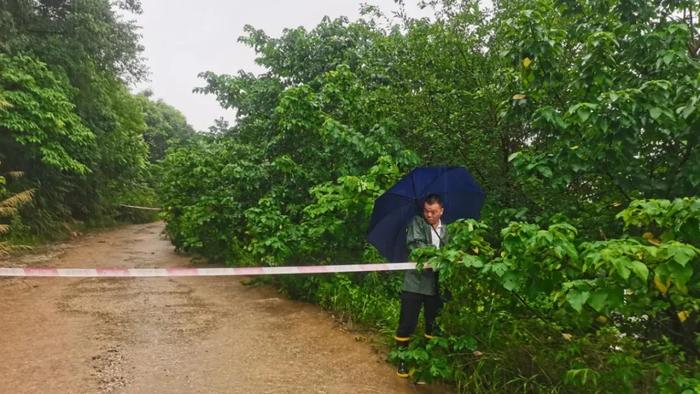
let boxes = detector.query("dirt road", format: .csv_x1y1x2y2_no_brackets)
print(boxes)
0,222,439,393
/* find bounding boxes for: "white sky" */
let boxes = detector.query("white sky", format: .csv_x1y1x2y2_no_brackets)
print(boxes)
129,1,434,131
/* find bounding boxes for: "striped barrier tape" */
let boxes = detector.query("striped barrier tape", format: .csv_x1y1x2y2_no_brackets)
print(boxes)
118,204,162,211
0,262,420,277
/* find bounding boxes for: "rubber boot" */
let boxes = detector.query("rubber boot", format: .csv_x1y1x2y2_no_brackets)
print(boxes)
394,336,410,378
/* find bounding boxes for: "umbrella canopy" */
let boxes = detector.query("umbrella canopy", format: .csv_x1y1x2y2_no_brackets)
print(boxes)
367,166,485,262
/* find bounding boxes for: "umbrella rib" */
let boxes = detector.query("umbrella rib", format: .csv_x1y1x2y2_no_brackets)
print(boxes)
369,194,414,226
368,202,413,238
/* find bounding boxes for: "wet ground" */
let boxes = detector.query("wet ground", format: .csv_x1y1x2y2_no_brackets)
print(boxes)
0,222,445,393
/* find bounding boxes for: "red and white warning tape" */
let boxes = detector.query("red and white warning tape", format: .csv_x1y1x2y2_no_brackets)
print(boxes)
0,263,419,277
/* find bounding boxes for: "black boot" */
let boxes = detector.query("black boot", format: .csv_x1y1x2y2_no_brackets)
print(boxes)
395,336,410,378
397,360,409,378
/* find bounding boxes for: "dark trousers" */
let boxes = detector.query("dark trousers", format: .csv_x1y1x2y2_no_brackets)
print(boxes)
395,291,442,338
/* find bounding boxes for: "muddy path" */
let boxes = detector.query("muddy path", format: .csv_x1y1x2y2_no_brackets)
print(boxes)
0,222,445,393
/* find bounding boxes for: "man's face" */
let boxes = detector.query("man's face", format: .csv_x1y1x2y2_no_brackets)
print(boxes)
422,201,444,226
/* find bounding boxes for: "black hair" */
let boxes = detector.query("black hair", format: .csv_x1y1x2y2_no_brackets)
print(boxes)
424,193,443,207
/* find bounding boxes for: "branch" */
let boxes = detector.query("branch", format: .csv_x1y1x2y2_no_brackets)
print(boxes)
511,291,550,323
603,169,632,202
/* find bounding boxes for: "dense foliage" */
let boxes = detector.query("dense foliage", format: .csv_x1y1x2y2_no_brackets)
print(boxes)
0,0,193,239
3,0,695,391
136,90,195,162
0,160,33,255
159,0,700,391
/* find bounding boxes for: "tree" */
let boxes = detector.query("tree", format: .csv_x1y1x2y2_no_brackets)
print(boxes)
0,0,154,233
0,160,33,255
135,92,195,162
0,54,94,174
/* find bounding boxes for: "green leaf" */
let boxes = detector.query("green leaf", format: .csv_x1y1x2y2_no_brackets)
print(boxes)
507,151,522,162
668,262,693,287
538,166,553,178
461,254,484,268
501,271,521,291
649,107,662,120
628,260,649,282
612,258,631,280
670,245,696,266
567,290,590,312
587,289,608,312
577,108,591,123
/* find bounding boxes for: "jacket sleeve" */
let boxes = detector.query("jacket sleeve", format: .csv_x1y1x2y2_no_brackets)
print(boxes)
406,216,431,253
442,228,450,247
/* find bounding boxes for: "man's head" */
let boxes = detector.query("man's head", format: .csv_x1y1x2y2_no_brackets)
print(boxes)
422,194,444,226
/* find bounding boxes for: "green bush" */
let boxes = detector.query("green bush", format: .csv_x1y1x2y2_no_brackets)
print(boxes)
159,0,700,391
409,198,700,392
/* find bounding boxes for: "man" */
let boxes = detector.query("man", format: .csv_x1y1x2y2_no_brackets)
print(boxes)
395,193,448,378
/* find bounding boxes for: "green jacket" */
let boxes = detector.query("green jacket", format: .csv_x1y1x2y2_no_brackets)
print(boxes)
402,215,449,295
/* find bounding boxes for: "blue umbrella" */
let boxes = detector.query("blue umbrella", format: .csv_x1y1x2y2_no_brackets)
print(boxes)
367,166,486,262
